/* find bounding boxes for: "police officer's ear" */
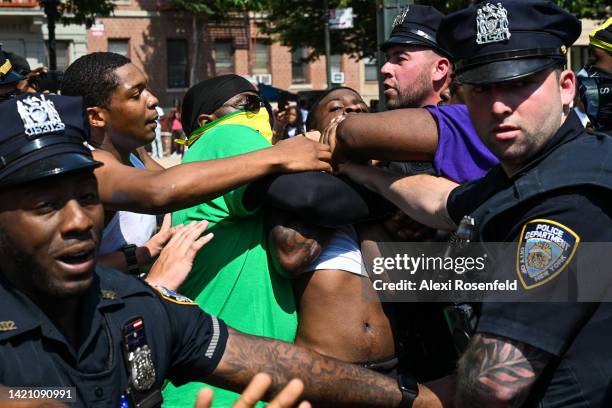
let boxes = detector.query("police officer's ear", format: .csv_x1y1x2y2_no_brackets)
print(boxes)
431,55,451,84
86,106,109,129
558,69,577,109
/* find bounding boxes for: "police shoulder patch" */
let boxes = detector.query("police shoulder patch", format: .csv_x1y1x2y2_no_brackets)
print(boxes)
516,219,580,290
152,285,198,306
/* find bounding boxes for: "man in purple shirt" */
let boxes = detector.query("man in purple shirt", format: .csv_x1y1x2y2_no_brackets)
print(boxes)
328,5,498,183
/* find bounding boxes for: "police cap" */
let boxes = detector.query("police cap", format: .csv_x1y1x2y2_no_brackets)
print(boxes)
0,93,101,188
438,0,581,85
381,5,452,59
0,45,23,85
590,17,612,53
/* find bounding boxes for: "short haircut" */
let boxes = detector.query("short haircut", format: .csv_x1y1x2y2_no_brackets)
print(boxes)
306,86,361,131
60,52,131,109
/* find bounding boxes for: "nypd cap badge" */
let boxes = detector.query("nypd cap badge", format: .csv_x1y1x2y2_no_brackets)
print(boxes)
476,2,511,45
16,94,66,138
392,6,409,30
516,219,580,290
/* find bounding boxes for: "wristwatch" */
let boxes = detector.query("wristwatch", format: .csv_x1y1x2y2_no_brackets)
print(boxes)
397,372,419,408
121,244,140,276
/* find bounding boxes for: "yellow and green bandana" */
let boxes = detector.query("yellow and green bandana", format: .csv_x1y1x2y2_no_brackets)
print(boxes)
179,109,273,147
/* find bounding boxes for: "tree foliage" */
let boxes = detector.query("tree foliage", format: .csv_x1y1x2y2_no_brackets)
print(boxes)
260,0,611,61
168,0,267,20
39,0,116,28
259,0,377,61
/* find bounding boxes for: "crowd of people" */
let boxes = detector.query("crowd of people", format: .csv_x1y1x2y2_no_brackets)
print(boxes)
0,1,612,407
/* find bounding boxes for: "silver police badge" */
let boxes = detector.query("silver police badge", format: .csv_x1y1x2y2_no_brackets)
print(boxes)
476,2,511,45
16,94,65,137
128,345,156,391
516,219,580,290
392,6,409,29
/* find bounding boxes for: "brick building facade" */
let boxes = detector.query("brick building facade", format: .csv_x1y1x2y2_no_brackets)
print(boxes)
85,0,369,108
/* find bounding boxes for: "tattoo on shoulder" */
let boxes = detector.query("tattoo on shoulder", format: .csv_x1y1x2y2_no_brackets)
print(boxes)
457,333,550,408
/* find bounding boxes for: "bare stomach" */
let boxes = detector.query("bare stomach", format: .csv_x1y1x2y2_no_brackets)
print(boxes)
293,269,397,363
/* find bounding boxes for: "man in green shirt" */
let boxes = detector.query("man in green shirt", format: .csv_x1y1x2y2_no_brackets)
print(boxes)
165,75,298,407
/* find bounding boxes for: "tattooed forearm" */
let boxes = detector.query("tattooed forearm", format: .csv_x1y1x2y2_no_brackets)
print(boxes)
209,328,402,407
456,333,550,408
269,220,331,277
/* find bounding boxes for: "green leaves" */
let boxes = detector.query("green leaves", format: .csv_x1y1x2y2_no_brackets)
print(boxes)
169,0,267,19
40,0,116,28
260,0,377,61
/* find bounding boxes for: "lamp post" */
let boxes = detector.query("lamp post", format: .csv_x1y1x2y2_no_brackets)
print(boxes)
41,0,61,70
323,0,332,89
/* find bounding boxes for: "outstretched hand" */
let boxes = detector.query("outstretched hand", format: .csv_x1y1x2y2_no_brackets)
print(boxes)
142,214,175,260
194,373,311,408
146,219,213,290
319,115,346,163
272,135,332,173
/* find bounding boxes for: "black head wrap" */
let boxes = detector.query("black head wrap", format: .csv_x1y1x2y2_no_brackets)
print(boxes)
181,74,257,135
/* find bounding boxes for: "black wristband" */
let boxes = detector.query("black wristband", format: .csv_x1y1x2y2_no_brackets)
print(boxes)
121,244,140,276
397,372,419,408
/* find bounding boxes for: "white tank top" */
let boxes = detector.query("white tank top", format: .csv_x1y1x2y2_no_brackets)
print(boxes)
98,153,157,254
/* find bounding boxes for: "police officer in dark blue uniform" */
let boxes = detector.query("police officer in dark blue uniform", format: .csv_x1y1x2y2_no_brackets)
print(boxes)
0,93,228,408
438,1,612,406
0,93,418,407
339,0,612,406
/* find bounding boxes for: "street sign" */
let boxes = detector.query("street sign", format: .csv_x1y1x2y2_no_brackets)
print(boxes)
329,8,353,30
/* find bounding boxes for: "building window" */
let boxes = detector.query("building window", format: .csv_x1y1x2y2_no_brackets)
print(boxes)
167,39,188,88
364,57,378,81
108,39,129,57
252,42,269,75
292,47,309,84
570,45,589,73
45,40,71,70
215,40,234,75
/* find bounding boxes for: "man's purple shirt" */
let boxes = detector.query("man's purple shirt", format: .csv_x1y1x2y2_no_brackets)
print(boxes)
425,104,499,183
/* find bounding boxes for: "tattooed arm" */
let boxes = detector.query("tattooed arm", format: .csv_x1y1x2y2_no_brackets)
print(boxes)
207,328,404,407
456,334,551,408
266,210,334,277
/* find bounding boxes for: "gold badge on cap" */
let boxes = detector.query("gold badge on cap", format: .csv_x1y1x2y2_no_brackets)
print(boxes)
476,2,511,45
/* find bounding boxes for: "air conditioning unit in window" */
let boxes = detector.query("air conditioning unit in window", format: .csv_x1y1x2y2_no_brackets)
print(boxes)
255,74,272,85
331,72,345,84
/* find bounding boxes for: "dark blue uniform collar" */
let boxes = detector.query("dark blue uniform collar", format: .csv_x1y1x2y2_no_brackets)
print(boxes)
0,264,152,342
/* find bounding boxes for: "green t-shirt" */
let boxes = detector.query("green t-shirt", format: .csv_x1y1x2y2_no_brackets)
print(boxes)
162,123,297,408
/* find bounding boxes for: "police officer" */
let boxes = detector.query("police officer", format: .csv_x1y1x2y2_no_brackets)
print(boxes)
0,45,24,101
0,93,429,407
340,1,612,406
577,17,612,132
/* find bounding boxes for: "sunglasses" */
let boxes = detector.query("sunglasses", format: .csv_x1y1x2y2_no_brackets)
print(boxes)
222,93,264,113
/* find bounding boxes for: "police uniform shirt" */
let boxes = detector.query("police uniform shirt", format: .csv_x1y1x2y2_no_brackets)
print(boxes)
447,112,612,407
0,265,228,407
